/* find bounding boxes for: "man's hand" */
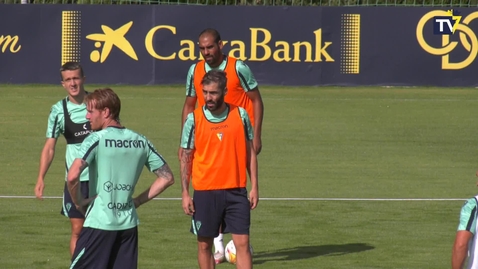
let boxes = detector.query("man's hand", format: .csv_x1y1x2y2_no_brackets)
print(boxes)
76,205,87,216
253,136,262,155
182,193,195,216
249,188,259,210
76,196,97,215
34,178,45,200
133,197,141,209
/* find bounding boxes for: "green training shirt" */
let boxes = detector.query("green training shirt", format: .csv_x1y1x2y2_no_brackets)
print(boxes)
78,126,167,231
458,197,477,234
46,97,90,182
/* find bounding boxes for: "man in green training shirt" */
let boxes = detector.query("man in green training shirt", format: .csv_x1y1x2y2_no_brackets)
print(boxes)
34,62,92,256
452,177,478,269
67,88,175,269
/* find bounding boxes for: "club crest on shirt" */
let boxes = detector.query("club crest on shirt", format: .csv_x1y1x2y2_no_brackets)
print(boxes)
217,133,223,141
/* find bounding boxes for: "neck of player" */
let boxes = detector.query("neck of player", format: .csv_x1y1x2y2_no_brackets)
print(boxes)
69,90,87,105
209,54,225,68
210,103,227,116
103,118,122,129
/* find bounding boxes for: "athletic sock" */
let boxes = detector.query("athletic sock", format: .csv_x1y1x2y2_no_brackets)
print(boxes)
214,233,224,253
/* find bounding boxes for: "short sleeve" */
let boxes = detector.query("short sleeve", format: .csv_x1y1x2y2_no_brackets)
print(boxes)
180,113,195,149
186,64,197,97
238,107,254,141
145,139,167,172
457,198,477,233
78,132,100,165
236,60,258,92
45,105,63,139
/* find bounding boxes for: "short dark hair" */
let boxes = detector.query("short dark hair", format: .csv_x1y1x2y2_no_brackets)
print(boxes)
201,70,227,91
60,62,84,80
198,28,222,44
85,88,121,122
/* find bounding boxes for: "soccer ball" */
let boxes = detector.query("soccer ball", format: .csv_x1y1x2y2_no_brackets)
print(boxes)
224,240,254,264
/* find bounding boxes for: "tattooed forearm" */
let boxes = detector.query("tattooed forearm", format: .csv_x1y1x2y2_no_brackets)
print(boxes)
153,164,174,183
135,164,175,206
181,148,194,163
180,149,193,193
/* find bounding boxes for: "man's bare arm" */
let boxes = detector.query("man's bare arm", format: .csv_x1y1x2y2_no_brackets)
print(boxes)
182,97,197,128
246,140,259,209
452,230,473,269
67,158,88,206
180,148,195,215
180,148,194,195
35,138,58,199
179,97,197,160
246,141,258,190
134,164,175,207
246,88,264,154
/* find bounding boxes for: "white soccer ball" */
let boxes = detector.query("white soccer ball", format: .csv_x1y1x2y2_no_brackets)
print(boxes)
224,240,254,264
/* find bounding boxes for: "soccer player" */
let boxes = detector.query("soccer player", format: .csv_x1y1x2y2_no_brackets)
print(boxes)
452,183,478,269
180,70,258,269
180,28,264,263
34,62,92,256
67,88,175,269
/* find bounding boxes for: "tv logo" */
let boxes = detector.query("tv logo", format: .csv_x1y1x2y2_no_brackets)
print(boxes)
433,9,462,35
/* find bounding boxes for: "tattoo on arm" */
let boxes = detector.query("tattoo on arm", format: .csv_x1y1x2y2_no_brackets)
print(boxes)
180,149,193,192
153,164,174,182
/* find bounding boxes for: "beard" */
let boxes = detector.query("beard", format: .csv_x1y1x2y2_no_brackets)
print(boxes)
206,98,224,112
205,55,214,64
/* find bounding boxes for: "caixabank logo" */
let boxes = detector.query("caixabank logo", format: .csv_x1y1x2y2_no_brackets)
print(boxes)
416,10,478,70
61,11,361,74
61,11,138,64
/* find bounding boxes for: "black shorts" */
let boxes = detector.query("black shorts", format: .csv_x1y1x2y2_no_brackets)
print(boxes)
70,226,138,269
61,181,89,219
190,188,250,238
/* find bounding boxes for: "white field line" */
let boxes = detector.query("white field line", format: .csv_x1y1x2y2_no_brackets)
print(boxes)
0,195,466,201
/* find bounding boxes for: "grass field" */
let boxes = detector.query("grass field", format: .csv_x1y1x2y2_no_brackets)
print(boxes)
1,84,477,268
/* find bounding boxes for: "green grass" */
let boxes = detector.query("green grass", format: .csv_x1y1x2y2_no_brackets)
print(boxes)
0,85,477,268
